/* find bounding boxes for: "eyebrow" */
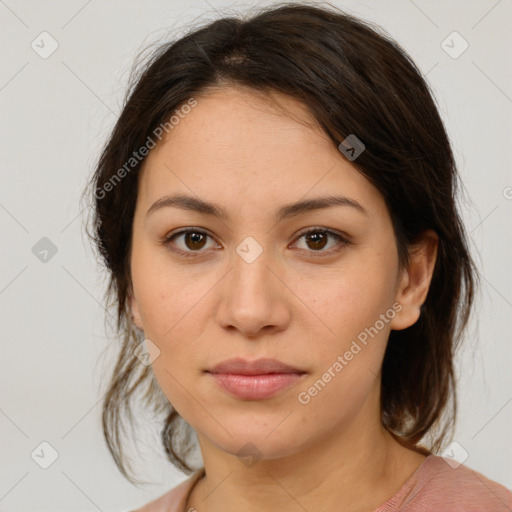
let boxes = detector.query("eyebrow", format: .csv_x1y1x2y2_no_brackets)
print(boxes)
146,193,368,221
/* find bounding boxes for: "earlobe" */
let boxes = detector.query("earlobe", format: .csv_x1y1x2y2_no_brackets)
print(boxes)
390,229,439,331
128,292,144,331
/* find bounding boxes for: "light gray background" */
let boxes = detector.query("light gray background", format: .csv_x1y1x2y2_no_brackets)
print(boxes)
1,0,511,510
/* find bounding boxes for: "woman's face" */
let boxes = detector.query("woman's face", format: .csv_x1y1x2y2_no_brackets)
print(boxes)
129,86,413,462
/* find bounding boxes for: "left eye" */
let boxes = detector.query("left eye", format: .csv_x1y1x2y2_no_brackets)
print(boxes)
292,228,349,255
161,227,349,257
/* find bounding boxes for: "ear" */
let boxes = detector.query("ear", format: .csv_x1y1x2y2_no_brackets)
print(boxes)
128,288,144,332
390,229,439,330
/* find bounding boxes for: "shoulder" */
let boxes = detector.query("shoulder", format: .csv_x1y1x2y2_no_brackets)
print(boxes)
401,454,512,511
131,468,205,512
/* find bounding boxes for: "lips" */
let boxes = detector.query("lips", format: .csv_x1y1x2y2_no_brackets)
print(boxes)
205,357,307,400
207,357,305,375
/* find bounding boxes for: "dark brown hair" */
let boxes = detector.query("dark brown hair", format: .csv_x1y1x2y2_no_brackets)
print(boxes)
82,1,479,485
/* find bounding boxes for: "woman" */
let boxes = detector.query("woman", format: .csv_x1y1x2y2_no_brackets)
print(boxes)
84,3,512,511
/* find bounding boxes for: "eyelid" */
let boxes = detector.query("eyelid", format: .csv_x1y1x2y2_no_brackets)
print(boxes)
290,226,351,256
161,227,220,258
292,225,351,242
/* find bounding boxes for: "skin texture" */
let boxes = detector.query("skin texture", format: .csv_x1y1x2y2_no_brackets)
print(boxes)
129,85,438,512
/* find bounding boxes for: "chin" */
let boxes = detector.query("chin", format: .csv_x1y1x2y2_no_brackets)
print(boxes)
201,424,306,463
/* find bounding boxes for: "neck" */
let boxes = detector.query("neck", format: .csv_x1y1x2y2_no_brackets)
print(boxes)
186,400,427,512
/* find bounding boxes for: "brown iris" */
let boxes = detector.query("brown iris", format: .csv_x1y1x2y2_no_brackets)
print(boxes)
184,232,207,250
305,231,328,251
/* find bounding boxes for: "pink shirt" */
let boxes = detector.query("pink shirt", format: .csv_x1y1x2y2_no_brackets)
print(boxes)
135,454,512,511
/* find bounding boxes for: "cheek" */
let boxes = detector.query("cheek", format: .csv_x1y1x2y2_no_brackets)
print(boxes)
289,266,397,391
132,251,207,338
295,261,395,337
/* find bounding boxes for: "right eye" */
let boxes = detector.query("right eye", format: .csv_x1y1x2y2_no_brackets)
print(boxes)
161,228,220,257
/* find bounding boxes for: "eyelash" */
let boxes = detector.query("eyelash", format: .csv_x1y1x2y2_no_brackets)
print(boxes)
160,227,351,258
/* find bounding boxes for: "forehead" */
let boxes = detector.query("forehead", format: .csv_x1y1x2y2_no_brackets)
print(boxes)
137,86,385,219
147,85,327,162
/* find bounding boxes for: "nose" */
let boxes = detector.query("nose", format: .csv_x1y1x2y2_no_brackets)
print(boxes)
214,243,292,339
